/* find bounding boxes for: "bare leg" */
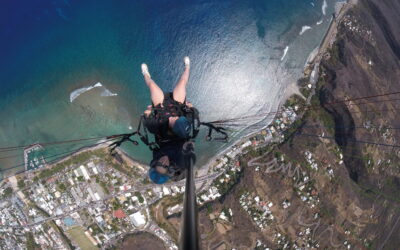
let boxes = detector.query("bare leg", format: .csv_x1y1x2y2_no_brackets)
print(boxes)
142,64,164,106
173,56,190,103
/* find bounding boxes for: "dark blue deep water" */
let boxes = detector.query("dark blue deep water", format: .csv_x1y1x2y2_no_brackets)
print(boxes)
0,0,340,177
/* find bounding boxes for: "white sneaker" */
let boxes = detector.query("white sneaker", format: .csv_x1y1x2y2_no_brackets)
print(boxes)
184,56,190,68
141,63,151,78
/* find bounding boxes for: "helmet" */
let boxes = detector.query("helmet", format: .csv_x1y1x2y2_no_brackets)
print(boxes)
148,167,170,184
172,116,192,138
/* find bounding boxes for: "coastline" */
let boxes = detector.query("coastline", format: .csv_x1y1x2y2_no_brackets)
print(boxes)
2,0,357,185
199,0,358,174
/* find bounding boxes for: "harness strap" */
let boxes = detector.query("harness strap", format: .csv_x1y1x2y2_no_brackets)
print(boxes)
108,107,228,154
200,122,228,142
108,132,139,154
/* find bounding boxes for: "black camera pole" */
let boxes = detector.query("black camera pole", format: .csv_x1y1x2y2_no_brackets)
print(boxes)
180,144,199,250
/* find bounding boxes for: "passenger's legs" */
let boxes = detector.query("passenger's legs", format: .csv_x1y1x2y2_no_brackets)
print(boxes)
172,56,190,103
142,63,164,106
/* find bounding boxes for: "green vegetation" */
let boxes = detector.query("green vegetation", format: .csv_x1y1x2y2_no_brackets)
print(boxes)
318,108,335,135
110,219,120,232
214,168,243,197
105,154,138,179
364,239,373,249
57,183,66,192
274,151,283,159
38,149,106,180
99,181,110,195
77,176,84,182
167,194,184,205
149,194,184,243
297,77,312,98
89,223,103,236
221,207,232,221
329,38,345,65
310,94,320,107
206,203,213,215
245,144,274,159
3,187,13,198
50,220,75,250
283,118,305,143
31,203,50,217
111,199,122,210
67,226,99,250
284,94,306,109
300,86,312,99
363,153,375,169
134,192,144,203
235,187,249,199
142,177,151,185
26,232,39,250
17,179,26,189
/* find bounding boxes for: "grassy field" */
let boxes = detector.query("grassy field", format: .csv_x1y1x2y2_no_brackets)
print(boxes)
67,226,99,250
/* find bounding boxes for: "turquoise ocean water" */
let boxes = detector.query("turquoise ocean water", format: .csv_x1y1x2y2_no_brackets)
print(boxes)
0,0,341,178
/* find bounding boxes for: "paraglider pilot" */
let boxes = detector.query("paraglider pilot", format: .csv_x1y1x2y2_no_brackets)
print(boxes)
141,56,196,184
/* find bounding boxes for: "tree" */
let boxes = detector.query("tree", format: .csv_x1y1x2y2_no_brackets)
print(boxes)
134,192,144,203
26,232,39,250
17,179,25,189
58,183,66,192
3,187,13,198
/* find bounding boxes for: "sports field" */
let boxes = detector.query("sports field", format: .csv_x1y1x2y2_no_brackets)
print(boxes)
67,226,99,250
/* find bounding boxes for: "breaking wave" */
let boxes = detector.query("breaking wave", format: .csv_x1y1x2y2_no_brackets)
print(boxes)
322,0,328,15
70,82,117,102
299,26,312,35
316,20,323,25
281,46,289,61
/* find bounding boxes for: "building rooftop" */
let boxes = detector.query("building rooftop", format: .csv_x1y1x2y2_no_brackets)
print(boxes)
113,209,126,219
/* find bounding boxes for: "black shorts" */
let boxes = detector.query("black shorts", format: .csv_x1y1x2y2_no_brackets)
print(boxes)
153,92,185,108
145,93,180,136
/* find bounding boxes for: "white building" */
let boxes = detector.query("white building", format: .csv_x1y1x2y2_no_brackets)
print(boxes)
73,169,80,178
88,162,99,174
87,188,97,201
80,165,90,180
130,211,146,227
241,141,252,149
94,193,101,201
162,187,171,196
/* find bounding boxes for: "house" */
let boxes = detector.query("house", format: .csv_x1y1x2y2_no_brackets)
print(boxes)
130,211,146,227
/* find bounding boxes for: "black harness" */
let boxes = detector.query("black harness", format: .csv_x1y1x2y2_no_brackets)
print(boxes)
108,102,228,154
149,98,201,144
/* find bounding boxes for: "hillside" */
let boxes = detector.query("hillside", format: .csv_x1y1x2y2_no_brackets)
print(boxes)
192,0,400,248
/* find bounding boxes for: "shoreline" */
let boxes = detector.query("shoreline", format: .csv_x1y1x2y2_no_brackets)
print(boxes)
2,0,357,185
198,0,358,174
1,141,148,186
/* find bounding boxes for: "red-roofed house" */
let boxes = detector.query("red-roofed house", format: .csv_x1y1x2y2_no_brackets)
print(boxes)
46,177,58,184
113,209,126,219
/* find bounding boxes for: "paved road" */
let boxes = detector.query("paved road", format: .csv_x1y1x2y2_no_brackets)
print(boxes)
1,170,223,230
